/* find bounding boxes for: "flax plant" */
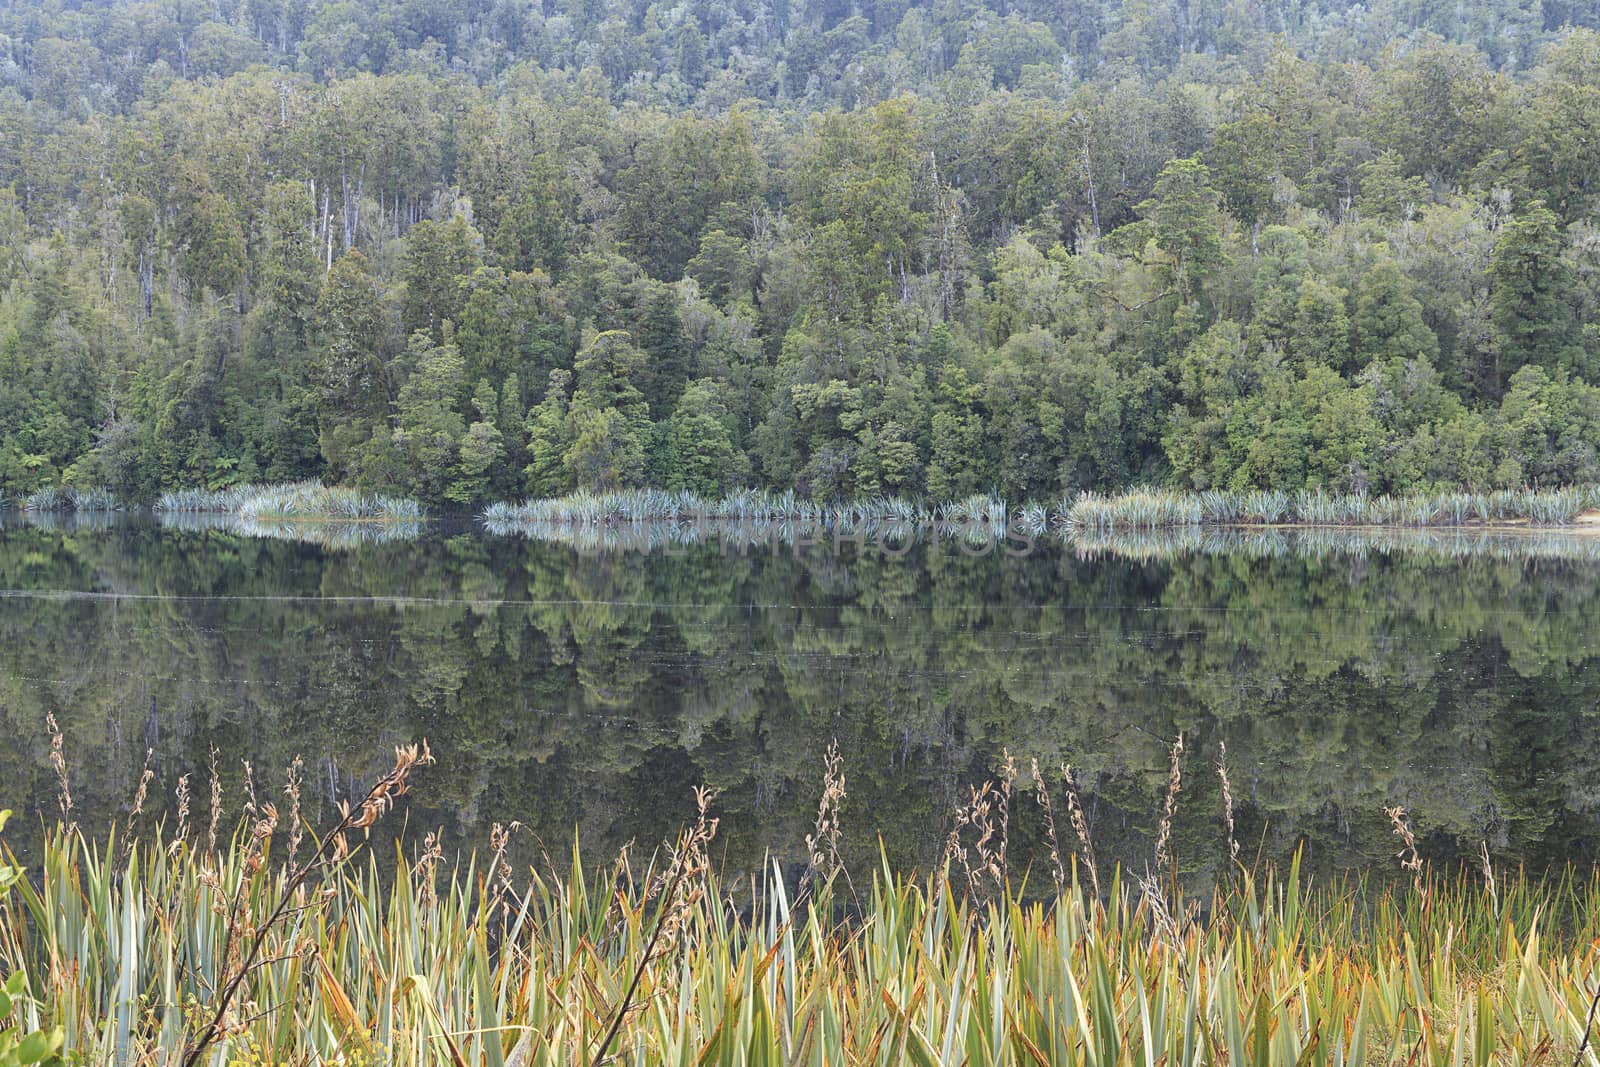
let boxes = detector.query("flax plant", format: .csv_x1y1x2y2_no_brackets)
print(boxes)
483,484,1600,549
6,748,1600,1066
157,482,424,523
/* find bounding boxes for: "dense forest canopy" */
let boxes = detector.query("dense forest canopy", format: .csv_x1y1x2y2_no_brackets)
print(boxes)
2,0,1600,506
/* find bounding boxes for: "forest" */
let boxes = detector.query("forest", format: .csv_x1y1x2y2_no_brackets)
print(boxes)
2,0,1600,507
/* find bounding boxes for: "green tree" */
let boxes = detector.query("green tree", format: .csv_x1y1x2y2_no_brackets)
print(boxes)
687,230,754,305
1210,107,1281,233
394,329,468,502
1522,31,1600,223
490,157,577,275
455,418,505,504
401,214,484,338
665,379,748,495
1352,261,1438,370
312,251,392,420
1490,202,1579,384
525,369,576,496
925,363,988,499
1165,319,1257,490
561,331,653,490
175,178,248,301
455,267,568,401
1354,151,1430,221
1288,277,1351,371
1139,156,1225,303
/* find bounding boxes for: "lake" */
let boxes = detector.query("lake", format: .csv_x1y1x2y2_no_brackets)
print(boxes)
2,511,1598,888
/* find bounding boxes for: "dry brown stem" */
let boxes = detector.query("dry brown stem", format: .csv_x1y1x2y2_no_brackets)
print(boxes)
1385,805,1426,899
1032,757,1066,896
803,739,846,889
45,712,73,831
1063,763,1100,899
1154,733,1184,875
1217,741,1239,864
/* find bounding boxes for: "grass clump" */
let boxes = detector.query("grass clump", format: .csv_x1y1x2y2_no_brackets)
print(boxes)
236,481,424,523
6,735,1600,1066
486,484,1600,542
21,487,68,513
1066,487,1203,530
18,486,119,513
156,482,423,523
155,485,258,514
157,510,427,547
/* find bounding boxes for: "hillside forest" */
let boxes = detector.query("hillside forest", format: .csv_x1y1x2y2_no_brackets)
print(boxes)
3,0,1600,506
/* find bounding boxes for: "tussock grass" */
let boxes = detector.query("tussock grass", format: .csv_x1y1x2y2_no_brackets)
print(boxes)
18,486,119,513
155,485,257,514
1066,487,1202,530
157,482,424,523
482,515,1600,561
157,510,427,546
485,485,1600,541
22,486,68,512
1068,526,1600,563
5,738,1600,1066
71,487,120,512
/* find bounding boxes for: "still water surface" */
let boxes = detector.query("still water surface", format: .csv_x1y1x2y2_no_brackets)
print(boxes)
2,513,1598,886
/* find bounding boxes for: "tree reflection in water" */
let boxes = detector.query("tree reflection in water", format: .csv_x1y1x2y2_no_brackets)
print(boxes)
1,513,1597,890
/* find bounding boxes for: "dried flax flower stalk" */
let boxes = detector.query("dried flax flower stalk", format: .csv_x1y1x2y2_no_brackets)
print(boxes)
804,739,846,888
943,781,998,901
656,786,718,954
46,712,74,831
1479,840,1498,912
592,787,719,1067
939,816,967,897
1154,733,1185,874
413,828,445,909
1217,741,1239,863
331,741,435,860
284,755,305,867
1032,757,1067,896
128,752,155,819
1138,869,1184,962
206,746,223,857
1063,763,1100,900
1385,804,1426,897
170,774,192,855
242,759,259,821
996,750,1017,887
116,749,157,877
486,819,525,916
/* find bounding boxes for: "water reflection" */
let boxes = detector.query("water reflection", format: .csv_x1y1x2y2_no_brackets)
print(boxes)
1,515,1597,889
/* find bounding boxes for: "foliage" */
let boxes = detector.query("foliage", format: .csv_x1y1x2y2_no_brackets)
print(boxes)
0,812,64,1066
19,487,117,513
484,485,1600,533
158,482,423,522
0,1,1598,510
5,790,1600,1065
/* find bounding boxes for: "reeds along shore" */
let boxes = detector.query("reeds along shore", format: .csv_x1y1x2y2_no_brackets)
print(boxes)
5,483,1599,531
155,481,425,523
4,737,1600,1066
1,482,425,521
14,486,120,513
483,484,1600,534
